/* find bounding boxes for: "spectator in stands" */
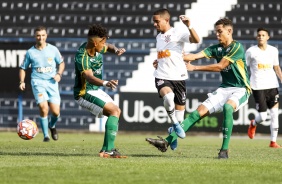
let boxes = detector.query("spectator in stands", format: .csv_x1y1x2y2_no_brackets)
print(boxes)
147,9,200,151
73,24,127,158
146,18,250,159
246,28,282,148
19,26,65,142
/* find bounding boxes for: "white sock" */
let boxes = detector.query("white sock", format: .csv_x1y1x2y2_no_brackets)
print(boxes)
270,108,279,142
163,92,178,124
254,111,268,126
175,109,185,123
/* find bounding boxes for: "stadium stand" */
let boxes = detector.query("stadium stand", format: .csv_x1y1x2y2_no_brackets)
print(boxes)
0,0,282,129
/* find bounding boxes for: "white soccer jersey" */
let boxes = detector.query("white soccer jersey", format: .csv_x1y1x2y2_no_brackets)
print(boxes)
245,44,280,90
154,27,190,80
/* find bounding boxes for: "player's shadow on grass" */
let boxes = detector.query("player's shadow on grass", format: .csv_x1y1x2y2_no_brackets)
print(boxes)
129,154,171,157
0,151,92,157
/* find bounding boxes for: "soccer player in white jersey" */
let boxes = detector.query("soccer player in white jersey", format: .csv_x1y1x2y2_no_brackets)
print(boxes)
246,28,282,148
19,26,65,142
146,9,200,150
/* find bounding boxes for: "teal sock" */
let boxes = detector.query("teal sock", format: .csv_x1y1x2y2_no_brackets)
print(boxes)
49,114,59,128
102,116,119,151
165,111,201,144
40,117,49,138
221,104,234,150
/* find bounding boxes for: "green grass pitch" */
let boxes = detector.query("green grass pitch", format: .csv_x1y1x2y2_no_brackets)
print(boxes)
1,132,281,184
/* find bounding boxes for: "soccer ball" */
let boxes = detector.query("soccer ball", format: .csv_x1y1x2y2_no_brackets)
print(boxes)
17,119,39,140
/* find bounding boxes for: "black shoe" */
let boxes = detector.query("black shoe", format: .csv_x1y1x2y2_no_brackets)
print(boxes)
103,148,127,158
43,137,50,142
145,136,168,152
218,149,228,159
49,127,58,141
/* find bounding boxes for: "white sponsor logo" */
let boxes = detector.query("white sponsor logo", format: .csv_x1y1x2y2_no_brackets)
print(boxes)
37,66,53,73
0,50,26,68
156,79,164,86
121,96,282,126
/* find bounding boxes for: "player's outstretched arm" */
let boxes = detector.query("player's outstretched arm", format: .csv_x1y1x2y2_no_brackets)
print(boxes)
106,43,126,56
186,57,230,72
183,52,204,62
83,70,118,90
179,15,200,43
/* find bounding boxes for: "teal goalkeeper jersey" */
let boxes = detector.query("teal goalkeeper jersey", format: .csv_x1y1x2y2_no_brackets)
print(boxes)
202,40,251,93
73,42,107,100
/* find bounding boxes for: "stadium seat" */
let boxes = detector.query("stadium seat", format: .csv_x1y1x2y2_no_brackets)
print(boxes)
1,27,18,37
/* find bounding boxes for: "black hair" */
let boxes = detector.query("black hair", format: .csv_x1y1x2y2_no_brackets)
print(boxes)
88,24,109,38
214,18,233,28
35,26,47,32
257,27,269,35
153,8,170,18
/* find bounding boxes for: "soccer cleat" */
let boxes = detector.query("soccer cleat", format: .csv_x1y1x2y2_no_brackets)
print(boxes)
248,119,256,139
43,136,50,142
173,122,186,139
168,127,177,150
99,150,106,157
218,149,228,159
49,127,58,141
100,148,127,158
269,141,281,148
145,136,168,152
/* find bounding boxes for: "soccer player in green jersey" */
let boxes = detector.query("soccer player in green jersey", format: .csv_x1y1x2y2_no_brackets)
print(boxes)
73,24,127,158
146,18,251,159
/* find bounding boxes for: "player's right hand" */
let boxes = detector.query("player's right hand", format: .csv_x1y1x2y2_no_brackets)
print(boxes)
185,61,195,71
106,80,118,90
19,83,25,91
179,15,191,27
153,60,158,69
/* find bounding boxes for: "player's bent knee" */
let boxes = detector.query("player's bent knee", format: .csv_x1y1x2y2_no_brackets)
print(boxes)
223,104,234,112
163,92,175,110
103,102,121,117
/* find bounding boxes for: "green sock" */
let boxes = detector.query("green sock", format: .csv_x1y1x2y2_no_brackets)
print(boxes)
40,117,49,138
182,110,201,132
102,116,119,151
49,114,59,128
221,104,234,150
165,111,201,144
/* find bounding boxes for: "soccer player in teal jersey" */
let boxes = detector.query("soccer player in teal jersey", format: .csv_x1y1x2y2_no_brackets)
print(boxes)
19,26,65,142
73,24,127,158
146,18,251,159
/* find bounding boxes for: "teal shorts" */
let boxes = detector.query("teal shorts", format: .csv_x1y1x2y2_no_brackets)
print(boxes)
31,78,60,105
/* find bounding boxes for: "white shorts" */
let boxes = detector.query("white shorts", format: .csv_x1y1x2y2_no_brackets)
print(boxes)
75,89,114,118
202,87,249,114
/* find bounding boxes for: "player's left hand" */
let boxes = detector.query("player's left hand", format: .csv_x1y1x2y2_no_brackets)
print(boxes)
53,74,61,82
179,15,191,27
116,48,126,56
185,61,195,71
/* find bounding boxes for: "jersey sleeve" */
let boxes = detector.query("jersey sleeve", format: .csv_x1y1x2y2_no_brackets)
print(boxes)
202,45,217,58
245,48,252,66
75,51,90,74
54,47,64,64
20,51,31,70
223,42,245,64
273,47,279,66
178,27,190,43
